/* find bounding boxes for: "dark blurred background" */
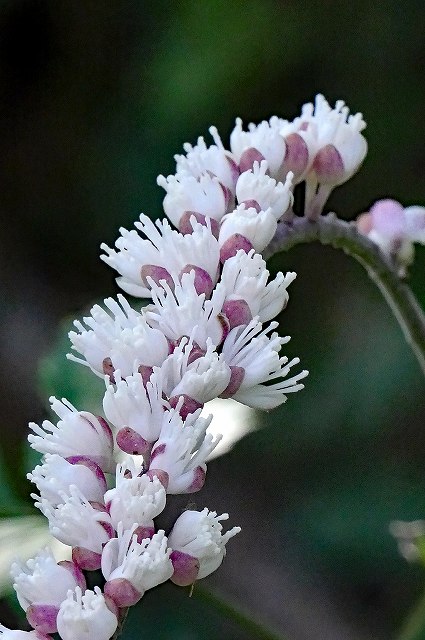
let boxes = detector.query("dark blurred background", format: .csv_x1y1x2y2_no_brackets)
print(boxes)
1,1,425,638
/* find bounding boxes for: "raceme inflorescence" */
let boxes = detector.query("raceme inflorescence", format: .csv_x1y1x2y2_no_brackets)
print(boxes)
3,94,425,639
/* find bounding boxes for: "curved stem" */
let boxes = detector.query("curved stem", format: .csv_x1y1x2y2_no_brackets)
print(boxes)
193,584,285,640
395,586,425,640
264,215,425,377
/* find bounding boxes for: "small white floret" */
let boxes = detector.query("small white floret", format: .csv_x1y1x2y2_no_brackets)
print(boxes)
105,458,167,530
56,586,118,640
101,524,173,595
168,508,240,579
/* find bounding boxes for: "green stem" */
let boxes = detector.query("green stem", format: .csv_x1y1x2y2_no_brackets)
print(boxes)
264,215,425,377
193,584,285,640
112,607,129,640
395,587,425,640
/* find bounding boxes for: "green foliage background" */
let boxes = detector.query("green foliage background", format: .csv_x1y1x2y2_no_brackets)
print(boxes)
0,1,424,638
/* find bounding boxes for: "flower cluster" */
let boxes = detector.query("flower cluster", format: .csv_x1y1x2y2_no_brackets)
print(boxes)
3,95,368,639
357,199,425,275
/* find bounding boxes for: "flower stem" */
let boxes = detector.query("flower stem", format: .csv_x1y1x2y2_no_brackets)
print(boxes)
264,215,425,377
112,607,129,640
193,584,286,640
395,586,425,640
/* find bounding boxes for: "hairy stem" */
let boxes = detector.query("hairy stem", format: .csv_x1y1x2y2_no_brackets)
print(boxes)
264,215,425,377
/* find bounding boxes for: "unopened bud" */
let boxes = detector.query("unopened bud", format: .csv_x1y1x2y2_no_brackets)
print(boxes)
312,144,345,185
220,234,254,263
170,550,200,586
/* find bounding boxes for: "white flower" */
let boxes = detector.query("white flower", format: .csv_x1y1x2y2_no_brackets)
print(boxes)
159,337,231,408
68,294,169,379
11,548,85,634
230,116,287,179
236,160,293,220
104,458,166,530
11,548,84,611
28,398,114,472
219,204,277,259
157,172,229,229
146,272,227,349
103,370,166,443
33,485,112,555
150,406,220,494
28,454,106,507
102,525,173,604
56,586,118,640
101,214,220,299
219,249,296,323
221,319,308,409
300,94,367,187
175,127,238,192
168,508,240,579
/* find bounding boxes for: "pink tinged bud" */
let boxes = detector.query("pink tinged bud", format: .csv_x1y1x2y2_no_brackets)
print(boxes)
281,132,309,179
104,578,142,608
65,456,107,495
240,199,261,212
312,144,345,184
226,155,240,187
102,357,115,382
169,395,203,419
187,345,206,365
95,416,114,449
220,366,246,399
146,469,169,490
370,199,405,237
57,561,86,591
220,234,254,263
116,427,152,455
179,211,220,238
133,525,156,543
170,550,200,586
141,265,174,290
222,299,253,330
186,466,206,493
26,604,59,634
72,548,102,571
238,147,265,174
138,365,153,386
356,212,373,235
180,265,214,298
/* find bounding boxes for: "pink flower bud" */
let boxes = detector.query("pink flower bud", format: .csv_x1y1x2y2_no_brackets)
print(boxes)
104,578,142,608
281,132,309,181
222,299,253,330
312,144,345,184
220,366,246,398
170,550,200,586
169,394,203,419
141,264,174,290
180,265,214,297
179,211,220,238
238,147,265,173
116,427,152,456
220,234,254,263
